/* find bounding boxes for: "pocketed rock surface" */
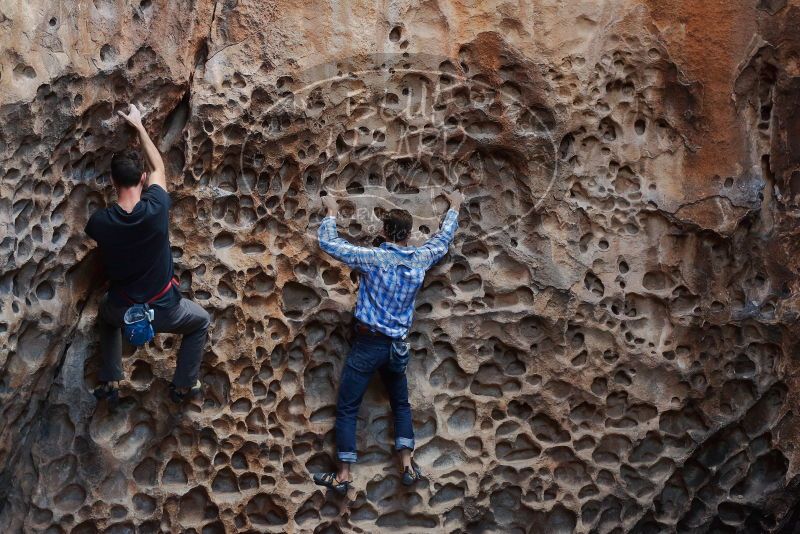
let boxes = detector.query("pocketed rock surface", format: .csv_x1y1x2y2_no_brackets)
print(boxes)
2,1,800,532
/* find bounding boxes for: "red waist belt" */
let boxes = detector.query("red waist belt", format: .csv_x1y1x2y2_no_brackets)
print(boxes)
121,277,179,305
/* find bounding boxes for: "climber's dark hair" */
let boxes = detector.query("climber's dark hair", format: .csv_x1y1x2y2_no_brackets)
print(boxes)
383,209,413,243
110,150,144,188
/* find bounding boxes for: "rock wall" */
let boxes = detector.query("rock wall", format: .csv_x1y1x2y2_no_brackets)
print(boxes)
1,0,800,532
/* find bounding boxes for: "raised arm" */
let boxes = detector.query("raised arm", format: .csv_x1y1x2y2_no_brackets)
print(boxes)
318,194,380,270
417,190,463,266
118,104,167,191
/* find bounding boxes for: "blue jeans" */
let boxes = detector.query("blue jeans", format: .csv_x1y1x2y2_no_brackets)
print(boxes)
335,332,414,463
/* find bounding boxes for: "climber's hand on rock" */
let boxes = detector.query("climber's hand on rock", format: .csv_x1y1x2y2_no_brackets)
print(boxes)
443,190,464,210
322,193,339,216
118,104,144,129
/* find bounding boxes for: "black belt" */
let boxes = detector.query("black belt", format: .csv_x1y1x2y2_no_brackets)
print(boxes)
354,321,392,340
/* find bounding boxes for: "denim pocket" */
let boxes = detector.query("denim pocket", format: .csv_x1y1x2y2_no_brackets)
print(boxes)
388,340,411,374
345,341,376,373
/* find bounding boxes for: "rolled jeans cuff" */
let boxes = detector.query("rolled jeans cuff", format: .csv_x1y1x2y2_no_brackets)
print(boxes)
337,451,357,463
395,437,415,451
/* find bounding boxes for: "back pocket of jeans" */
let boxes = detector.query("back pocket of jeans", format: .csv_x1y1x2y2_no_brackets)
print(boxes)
345,342,374,373
388,341,411,373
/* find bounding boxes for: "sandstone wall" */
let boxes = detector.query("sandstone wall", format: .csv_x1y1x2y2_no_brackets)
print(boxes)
1,0,800,532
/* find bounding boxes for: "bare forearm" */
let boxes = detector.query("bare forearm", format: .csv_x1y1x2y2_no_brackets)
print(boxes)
136,124,166,190
443,190,463,215
323,195,339,218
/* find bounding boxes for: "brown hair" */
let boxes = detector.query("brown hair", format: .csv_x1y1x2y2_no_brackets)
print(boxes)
382,209,413,243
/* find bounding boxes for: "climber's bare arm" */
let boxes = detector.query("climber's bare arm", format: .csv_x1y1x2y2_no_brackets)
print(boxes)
118,104,167,191
322,193,339,217
442,189,464,214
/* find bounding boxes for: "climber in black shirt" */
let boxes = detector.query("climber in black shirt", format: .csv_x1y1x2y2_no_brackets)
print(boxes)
86,103,210,406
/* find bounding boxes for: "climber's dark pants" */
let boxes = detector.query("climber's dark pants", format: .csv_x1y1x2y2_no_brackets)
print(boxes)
335,332,414,463
96,293,210,388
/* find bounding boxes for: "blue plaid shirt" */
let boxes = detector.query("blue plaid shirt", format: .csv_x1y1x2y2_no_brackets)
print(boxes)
318,209,459,339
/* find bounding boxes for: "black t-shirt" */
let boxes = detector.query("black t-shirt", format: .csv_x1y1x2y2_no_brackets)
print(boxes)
85,184,180,309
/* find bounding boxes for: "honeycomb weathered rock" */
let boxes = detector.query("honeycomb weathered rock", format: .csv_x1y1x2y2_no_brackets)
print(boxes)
1,1,800,532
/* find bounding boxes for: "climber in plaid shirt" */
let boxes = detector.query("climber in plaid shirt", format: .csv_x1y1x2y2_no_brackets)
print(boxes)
312,189,463,494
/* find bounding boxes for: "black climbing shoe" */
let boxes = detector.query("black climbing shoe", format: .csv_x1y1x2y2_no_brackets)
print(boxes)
313,472,351,495
402,464,423,486
93,382,120,409
169,380,202,404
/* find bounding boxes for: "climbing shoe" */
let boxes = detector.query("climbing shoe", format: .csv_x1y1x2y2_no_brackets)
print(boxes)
93,382,120,409
402,464,423,486
313,472,351,495
169,380,202,404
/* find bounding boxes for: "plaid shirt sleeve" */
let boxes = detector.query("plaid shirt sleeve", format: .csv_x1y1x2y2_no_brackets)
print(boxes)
318,216,379,269
417,208,459,267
